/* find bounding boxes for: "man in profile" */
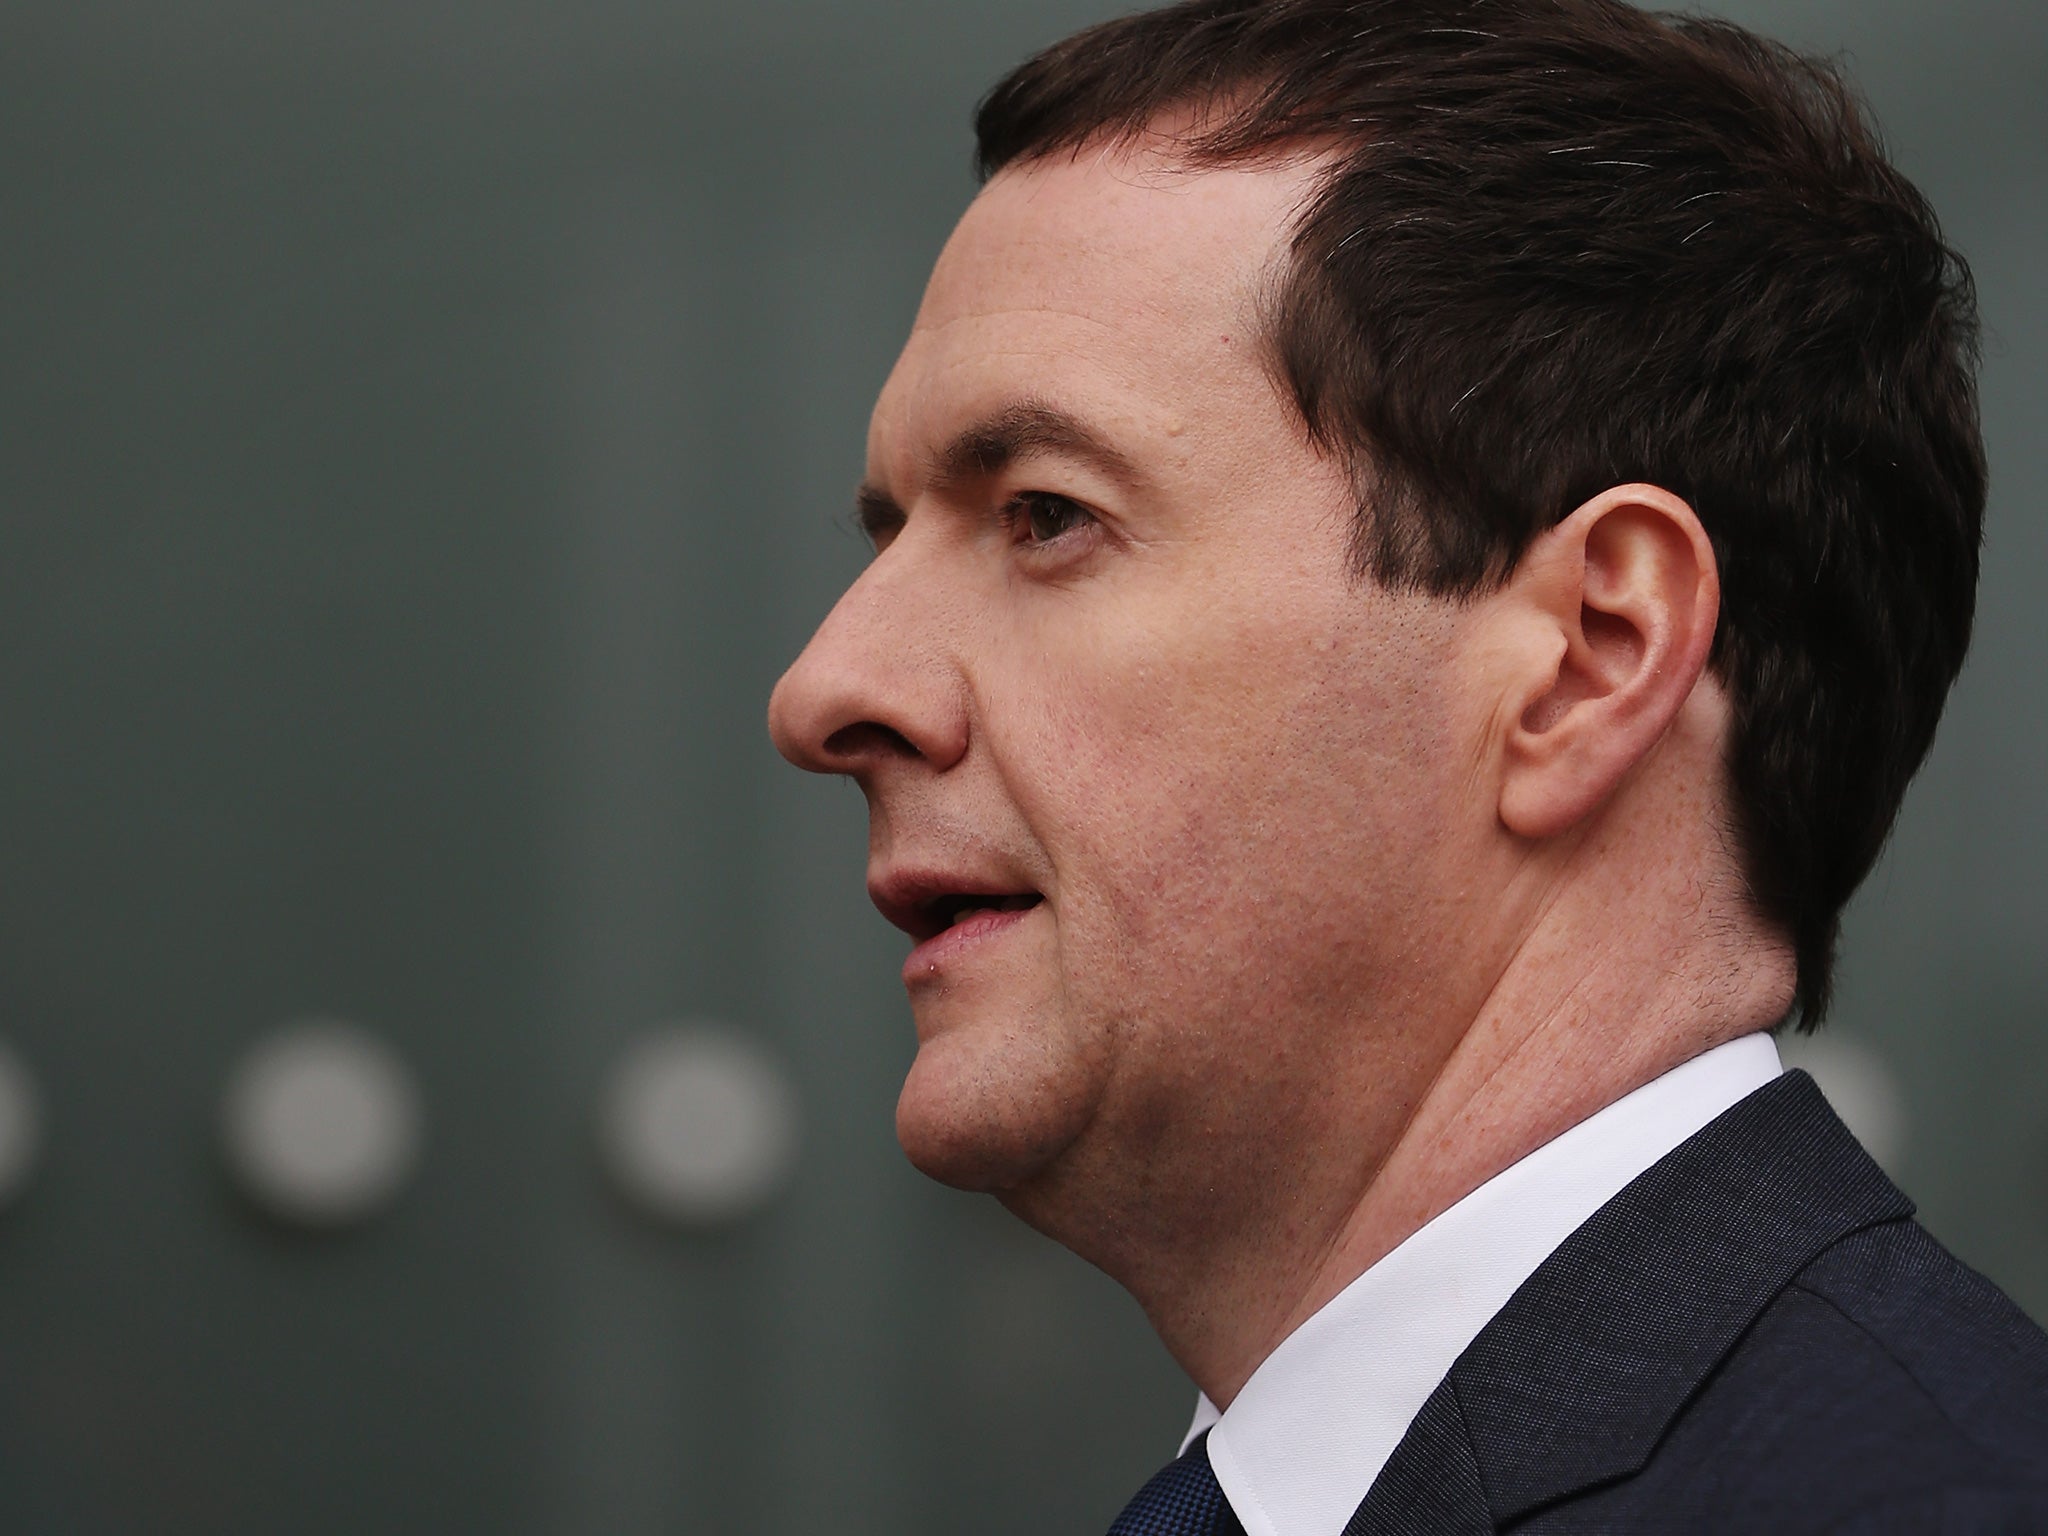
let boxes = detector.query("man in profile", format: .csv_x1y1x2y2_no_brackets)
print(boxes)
769,0,2048,1529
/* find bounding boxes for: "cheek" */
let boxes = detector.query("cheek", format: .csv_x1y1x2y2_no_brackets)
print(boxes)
1011,598,1460,1022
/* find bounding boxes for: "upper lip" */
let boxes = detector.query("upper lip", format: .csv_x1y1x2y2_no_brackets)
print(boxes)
868,867,1045,943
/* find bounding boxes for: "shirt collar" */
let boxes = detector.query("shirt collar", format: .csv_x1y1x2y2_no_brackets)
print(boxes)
1183,1032,1784,1536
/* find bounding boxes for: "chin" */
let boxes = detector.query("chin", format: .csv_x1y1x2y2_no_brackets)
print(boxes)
893,1026,1100,1193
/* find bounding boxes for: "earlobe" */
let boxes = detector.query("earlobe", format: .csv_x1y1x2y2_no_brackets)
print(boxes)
1497,485,1720,841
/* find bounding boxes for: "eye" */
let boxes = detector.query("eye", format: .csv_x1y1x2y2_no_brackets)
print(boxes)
854,487,905,553
1003,490,1097,547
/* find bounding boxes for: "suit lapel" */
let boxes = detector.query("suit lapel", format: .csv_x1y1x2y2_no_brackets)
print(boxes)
1341,1377,1489,1535
1346,1070,1913,1531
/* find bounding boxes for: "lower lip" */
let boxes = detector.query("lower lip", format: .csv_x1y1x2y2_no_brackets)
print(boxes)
902,904,1039,983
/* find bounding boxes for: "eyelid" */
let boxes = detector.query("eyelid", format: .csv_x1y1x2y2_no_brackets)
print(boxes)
854,483,906,551
1000,488,1099,543
855,508,905,552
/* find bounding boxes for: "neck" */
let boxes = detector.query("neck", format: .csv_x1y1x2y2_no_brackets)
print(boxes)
1157,823,1795,1407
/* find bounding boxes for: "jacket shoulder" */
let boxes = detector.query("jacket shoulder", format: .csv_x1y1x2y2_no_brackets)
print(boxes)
1792,1218,2048,1477
1517,1219,2048,1532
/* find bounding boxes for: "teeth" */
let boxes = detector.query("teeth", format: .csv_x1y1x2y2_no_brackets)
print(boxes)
949,907,980,928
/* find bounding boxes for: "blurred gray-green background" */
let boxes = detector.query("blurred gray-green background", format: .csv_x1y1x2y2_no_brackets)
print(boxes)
0,2,2041,1531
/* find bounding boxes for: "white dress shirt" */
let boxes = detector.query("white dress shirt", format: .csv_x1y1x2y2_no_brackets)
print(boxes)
1179,1032,1785,1536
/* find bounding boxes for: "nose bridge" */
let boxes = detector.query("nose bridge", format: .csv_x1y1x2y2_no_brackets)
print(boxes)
768,534,969,776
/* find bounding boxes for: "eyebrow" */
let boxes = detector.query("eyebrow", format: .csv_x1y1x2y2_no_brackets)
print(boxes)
854,400,1143,541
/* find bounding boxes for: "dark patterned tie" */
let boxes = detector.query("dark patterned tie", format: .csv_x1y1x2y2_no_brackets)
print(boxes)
1107,1431,1244,1536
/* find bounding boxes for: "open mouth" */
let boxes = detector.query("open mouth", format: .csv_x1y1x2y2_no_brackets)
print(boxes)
919,891,1044,939
868,870,1048,945
926,891,1041,926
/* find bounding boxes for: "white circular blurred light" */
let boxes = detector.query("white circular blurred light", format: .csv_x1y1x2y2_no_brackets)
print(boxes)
1780,1031,1908,1171
0,1040,46,1209
597,1025,799,1224
220,1019,422,1225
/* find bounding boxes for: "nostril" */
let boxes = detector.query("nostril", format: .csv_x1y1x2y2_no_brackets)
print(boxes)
823,721,920,763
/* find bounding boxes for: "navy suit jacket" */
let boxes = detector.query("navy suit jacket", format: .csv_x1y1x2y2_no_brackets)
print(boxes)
1318,1069,2048,1532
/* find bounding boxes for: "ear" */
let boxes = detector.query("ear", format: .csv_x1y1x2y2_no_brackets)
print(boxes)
1496,484,1720,840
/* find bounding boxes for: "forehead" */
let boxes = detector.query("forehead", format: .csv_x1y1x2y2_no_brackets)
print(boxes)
869,143,1320,486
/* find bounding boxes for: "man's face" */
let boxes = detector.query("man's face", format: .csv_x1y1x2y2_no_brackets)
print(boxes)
769,143,1486,1247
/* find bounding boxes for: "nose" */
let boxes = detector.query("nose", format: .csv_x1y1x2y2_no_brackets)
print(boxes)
767,555,970,780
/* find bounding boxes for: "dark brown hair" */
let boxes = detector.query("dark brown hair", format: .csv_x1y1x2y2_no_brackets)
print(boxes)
976,0,1985,1026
